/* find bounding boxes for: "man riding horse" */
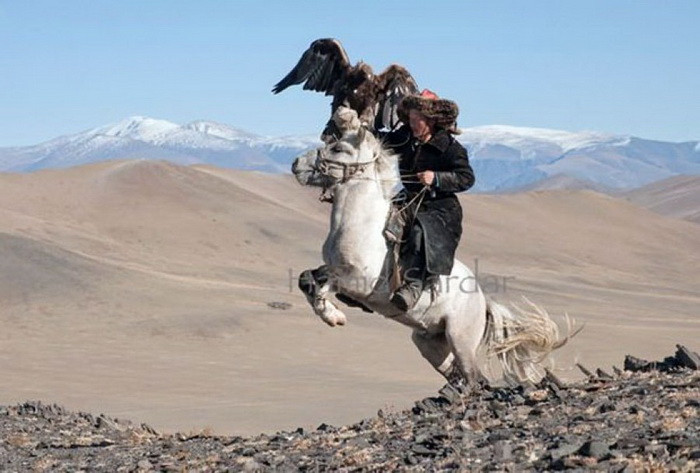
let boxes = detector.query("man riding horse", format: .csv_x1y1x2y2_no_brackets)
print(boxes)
384,89,475,311
277,40,570,385
272,38,475,313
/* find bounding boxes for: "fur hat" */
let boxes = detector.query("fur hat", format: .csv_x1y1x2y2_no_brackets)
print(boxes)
397,89,459,131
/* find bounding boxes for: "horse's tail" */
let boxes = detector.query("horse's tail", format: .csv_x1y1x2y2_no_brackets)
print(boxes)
480,297,579,384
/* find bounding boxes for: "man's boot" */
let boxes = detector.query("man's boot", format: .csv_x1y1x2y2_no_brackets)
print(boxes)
391,221,426,312
390,275,424,312
391,250,426,312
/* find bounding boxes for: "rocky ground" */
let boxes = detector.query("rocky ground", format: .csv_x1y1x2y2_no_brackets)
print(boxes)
1,346,698,472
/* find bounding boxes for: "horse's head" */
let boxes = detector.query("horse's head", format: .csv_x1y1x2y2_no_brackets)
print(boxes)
291,148,328,187
292,107,398,197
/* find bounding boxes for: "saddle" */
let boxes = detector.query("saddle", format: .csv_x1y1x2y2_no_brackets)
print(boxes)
384,193,440,303
334,192,438,313
383,199,409,294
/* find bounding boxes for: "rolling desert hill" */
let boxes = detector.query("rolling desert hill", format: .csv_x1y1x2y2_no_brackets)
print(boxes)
1,159,698,435
503,173,613,193
618,174,700,223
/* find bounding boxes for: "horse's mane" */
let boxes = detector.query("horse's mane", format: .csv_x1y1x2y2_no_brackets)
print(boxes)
373,136,402,199
375,138,398,172
333,106,402,199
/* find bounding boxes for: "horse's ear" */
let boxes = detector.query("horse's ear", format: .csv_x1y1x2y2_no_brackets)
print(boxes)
357,125,367,142
357,124,370,143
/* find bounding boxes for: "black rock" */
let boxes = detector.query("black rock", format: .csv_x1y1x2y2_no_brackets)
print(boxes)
599,402,616,413
493,440,513,462
614,437,649,450
1,346,697,471
487,431,510,442
576,363,594,377
612,462,637,473
437,384,461,404
549,442,581,460
543,368,567,389
675,344,700,370
578,440,610,459
624,355,652,372
596,368,614,380
411,444,436,456
644,443,668,457
267,301,292,310
346,437,371,449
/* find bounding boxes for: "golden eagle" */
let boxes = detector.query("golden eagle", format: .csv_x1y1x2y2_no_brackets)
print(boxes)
272,38,419,141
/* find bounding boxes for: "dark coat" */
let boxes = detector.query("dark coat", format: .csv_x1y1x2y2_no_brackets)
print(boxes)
383,126,475,275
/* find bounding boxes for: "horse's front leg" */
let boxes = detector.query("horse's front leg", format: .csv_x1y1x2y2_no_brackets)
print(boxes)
298,265,347,327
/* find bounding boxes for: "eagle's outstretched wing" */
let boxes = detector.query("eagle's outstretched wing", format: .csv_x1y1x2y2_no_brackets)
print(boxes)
272,38,351,96
375,64,419,130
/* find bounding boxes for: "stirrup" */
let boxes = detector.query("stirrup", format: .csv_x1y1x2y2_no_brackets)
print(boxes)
390,282,423,312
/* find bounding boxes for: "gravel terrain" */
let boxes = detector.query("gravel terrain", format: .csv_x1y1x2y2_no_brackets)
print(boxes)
1,346,698,472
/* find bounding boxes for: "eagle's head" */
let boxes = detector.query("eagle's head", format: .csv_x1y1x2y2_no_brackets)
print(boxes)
347,62,374,88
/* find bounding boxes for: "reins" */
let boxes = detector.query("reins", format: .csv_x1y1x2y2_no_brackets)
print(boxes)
312,135,430,218
314,146,381,202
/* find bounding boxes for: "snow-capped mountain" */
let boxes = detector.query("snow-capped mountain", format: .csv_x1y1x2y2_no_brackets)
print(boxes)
455,125,699,191
461,125,628,158
0,117,697,192
0,116,321,174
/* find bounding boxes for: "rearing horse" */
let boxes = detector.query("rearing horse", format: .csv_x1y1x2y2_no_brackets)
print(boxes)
292,107,569,385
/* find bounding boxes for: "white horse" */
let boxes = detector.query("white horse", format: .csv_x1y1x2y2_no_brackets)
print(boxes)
292,107,569,386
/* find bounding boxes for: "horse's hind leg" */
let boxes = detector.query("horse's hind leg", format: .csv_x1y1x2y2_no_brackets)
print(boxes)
411,330,461,382
444,302,488,387
298,265,347,327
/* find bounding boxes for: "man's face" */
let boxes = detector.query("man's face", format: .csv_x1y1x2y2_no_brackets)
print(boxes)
409,110,433,142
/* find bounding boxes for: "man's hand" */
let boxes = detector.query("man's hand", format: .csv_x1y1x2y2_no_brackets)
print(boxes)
417,170,435,186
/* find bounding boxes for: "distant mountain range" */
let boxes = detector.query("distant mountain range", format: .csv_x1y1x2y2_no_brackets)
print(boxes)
461,125,699,191
1,116,698,192
0,117,320,174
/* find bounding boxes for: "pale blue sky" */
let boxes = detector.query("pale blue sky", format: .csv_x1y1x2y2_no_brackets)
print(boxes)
1,0,698,146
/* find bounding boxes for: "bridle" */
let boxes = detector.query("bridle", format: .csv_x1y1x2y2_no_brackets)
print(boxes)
313,139,381,202
311,132,429,220
315,148,380,184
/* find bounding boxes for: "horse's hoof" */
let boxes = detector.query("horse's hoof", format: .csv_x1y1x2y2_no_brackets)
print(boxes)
322,309,347,327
